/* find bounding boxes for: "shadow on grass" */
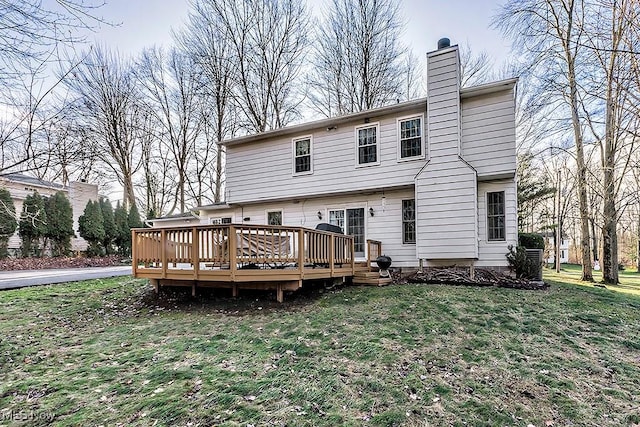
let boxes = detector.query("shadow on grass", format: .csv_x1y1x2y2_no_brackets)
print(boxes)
140,279,347,316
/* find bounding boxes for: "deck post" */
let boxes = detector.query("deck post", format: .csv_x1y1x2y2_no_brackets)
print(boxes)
192,227,200,280
350,239,355,275
151,278,158,293
229,225,237,280
131,229,137,276
276,283,284,303
297,229,305,276
329,234,335,276
191,282,196,297
161,229,167,279
232,284,238,298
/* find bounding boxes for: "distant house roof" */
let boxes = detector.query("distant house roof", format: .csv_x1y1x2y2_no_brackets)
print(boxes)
146,211,200,225
153,212,199,220
0,173,65,190
195,202,231,211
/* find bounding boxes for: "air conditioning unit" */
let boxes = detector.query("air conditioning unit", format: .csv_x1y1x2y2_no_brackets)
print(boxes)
525,249,543,281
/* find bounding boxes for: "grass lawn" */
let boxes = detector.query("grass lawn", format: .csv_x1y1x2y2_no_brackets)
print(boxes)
1,273,639,426
545,263,640,297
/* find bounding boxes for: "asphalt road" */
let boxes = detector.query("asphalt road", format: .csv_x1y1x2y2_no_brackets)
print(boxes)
0,266,132,290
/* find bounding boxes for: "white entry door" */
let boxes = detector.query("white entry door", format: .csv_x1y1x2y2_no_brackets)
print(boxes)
329,208,365,258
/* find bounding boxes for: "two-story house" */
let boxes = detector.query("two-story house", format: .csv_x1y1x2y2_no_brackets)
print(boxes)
0,173,98,254
188,40,517,271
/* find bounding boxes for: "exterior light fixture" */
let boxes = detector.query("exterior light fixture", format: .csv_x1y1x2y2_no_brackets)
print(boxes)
317,211,323,220
369,207,374,217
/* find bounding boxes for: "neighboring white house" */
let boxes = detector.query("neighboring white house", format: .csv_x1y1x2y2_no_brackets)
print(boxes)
151,40,518,270
545,235,570,264
0,173,98,253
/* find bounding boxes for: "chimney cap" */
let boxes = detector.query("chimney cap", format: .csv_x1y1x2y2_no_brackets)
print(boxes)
437,38,451,49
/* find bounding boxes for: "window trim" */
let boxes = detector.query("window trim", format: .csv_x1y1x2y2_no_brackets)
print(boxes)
327,206,367,257
396,114,425,162
401,199,416,244
266,209,283,226
292,135,313,176
354,122,381,167
486,191,506,242
327,208,346,233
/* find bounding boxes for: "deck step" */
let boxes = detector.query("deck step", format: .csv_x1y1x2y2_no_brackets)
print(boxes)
353,276,392,286
353,270,392,286
354,271,383,279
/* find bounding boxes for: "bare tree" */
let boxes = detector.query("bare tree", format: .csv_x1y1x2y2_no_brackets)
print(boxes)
198,0,309,133
459,43,495,87
177,0,239,204
579,0,639,283
0,0,109,179
136,47,204,214
308,0,407,117
495,0,594,281
64,47,143,210
0,0,106,87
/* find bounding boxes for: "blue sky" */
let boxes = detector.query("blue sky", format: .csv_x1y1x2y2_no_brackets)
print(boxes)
79,0,511,67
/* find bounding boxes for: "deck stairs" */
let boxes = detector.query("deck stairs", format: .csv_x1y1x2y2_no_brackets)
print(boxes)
352,264,392,286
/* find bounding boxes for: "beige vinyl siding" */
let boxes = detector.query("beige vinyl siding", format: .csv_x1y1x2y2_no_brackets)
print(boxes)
461,90,517,178
68,181,98,251
415,159,478,260
426,47,461,160
226,110,427,204
198,189,418,267
476,180,517,267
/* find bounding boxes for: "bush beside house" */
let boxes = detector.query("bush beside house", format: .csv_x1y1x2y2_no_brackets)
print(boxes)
79,200,105,257
0,189,17,258
18,191,48,257
45,192,75,256
100,198,117,255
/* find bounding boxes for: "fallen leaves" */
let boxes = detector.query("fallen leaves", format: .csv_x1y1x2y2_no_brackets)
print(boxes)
0,255,128,271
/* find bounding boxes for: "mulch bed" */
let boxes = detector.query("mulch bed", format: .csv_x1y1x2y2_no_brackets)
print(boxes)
0,255,130,271
395,266,549,290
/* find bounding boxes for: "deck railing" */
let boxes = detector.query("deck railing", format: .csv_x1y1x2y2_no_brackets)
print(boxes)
366,239,382,271
131,224,356,279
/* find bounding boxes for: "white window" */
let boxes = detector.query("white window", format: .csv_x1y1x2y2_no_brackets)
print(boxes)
487,191,505,241
402,199,416,244
266,210,283,226
292,136,312,175
355,123,380,166
328,210,345,231
398,115,424,160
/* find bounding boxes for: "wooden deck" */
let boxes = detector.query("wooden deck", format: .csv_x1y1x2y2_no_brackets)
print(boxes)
131,224,384,301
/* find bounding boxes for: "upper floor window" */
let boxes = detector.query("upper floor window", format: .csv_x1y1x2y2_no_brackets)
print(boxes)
487,191,505,241
267,210,283,226
398,115,424,160
355,123,379,166
293,136,312,175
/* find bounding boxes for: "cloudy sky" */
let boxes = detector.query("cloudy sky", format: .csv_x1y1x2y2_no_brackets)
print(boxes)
77,0,512,67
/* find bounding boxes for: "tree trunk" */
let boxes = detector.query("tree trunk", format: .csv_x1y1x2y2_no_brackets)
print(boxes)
591,217,598,261
568,66,593,281
637,215,640,273
214,142,224,203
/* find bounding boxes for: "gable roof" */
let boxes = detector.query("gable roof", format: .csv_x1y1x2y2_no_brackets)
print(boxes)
0,173,65,190
221,77,517,148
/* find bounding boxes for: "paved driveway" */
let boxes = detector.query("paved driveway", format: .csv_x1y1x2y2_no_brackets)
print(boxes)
0,266,132,290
